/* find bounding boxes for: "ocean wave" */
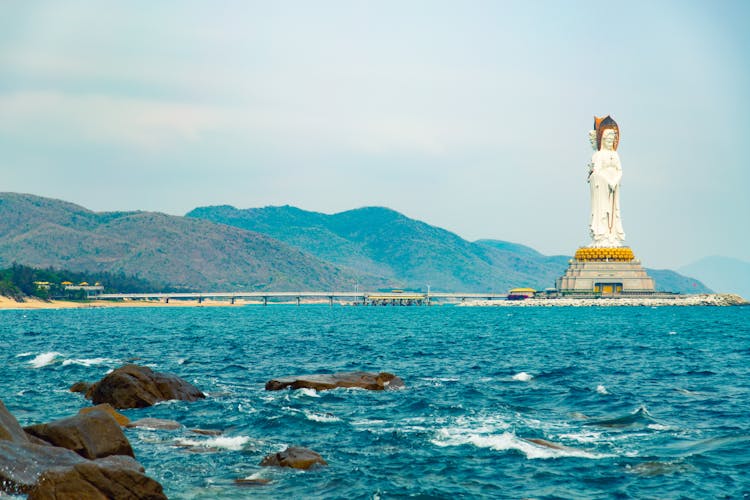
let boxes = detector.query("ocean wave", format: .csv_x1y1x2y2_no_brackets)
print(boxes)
28,351,63,368
596,384,609,395
15,352,34,358
432,429,608,459
62,357,115,367
304,410,341,423
584,406,656,429
512,372,533,382
174,435,250,451
294,388,321,398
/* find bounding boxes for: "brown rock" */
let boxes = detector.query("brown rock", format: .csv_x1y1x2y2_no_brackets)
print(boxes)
265,371,404,391
525,438,566,450
24,409,134,459
28,455,166,500
260,446,327,470
190,428,222,436
235,477,271,486
0,399,30,443
0,403,164,498
79,403,130,426
85,364,205,409
69,381,91,394
126,418,181,430
0,441,89,494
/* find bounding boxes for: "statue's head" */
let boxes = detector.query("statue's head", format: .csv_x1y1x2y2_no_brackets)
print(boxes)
594,115,619,151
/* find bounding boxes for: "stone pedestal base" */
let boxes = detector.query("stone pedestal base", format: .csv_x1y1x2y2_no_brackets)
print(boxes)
556,247,655,295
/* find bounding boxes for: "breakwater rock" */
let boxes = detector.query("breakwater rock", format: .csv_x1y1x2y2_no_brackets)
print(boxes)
24,408,134,460
83,364,206,409
260,446,327,470
0,400,165,498
460,294,748,307
265,371,404,391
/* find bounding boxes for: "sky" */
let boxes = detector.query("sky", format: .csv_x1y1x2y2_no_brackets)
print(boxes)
1,1,749,269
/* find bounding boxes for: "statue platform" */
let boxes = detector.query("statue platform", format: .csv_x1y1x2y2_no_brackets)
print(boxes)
556,247,655,295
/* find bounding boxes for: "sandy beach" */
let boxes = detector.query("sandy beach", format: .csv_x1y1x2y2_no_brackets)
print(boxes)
0,296,351,310
0,296,247,310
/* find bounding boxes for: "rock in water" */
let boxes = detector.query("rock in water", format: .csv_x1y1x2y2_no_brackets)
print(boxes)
28,455,166,500
85,364,205,409
78,403,130,426
69,381,91,394
126,418,182,430
0,400,29,443
265,371,404,391
0,399,165,497
24,409,134,459
260,447,327,470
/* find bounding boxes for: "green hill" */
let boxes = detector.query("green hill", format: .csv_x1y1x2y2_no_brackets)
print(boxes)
0,193,711,294
0,193,367,291
189,205,500,291
187,204,711,294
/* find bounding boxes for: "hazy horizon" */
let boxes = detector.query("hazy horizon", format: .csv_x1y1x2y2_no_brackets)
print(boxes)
2,1,748,269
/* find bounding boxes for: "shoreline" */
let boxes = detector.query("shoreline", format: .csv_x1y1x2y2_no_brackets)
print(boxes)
1,293,747,310
458,293,748,307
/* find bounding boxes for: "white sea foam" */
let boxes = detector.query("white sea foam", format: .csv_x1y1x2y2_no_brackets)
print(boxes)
596,385,609,395
295,388,320,398
62,357,114,367
432,429,607,459
29,352,63,368
668,331,677,335
512,372,533,382
647,423,672,431
175,435,249,451
305,410,341,423
558,431,603,444
16,352,34,358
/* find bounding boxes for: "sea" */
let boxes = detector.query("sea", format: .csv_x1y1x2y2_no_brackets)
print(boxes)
2,305,749,499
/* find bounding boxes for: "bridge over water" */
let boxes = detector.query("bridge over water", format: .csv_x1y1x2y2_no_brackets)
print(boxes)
95,291,508,305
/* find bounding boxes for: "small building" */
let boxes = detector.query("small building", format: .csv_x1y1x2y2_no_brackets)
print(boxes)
33,281,51,290
507,288,536,300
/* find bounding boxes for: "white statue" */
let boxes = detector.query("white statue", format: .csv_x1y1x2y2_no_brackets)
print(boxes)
587,115,625,247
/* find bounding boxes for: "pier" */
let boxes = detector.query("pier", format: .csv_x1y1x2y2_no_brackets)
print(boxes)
95,291,508,306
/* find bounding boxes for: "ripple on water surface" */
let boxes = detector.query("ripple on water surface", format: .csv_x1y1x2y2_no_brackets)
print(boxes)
1,305,749,498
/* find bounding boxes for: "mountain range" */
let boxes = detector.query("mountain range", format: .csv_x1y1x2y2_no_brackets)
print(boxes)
0,192,712,294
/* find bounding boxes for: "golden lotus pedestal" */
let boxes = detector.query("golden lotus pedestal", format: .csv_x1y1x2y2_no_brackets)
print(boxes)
556,247,656,295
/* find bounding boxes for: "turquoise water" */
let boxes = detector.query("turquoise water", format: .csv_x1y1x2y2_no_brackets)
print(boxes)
2,305,749,499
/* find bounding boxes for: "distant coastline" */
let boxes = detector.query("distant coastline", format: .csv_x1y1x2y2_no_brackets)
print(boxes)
459,294,748,307
1,293,747,310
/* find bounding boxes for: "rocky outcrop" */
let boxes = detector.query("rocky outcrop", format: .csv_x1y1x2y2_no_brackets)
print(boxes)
265,371,404,391
28,455,166,499
460,293,750,307
84,364,205,409
24,409,134,459
0,399,29,443
260,446,327,470
69,381,91,394
0,399,165,498
78,403,130,426
126,418,182,430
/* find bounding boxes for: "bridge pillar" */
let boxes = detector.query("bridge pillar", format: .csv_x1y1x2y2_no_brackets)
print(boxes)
329,296,333,306
198,296,203,304
263,296,268,306
297,296,301,306
230,296,235,305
